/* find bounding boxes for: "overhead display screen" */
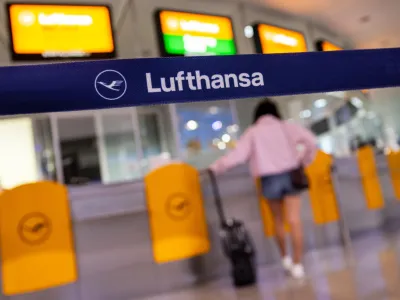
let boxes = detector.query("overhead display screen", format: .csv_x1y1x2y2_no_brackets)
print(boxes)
7,3,116,60
252,23,307,54
310,118,330,136
155,10,237,57
334,101,358,126
316,40,343,52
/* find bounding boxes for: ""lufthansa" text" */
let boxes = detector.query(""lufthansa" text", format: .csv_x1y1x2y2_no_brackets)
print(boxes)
146,71,264,93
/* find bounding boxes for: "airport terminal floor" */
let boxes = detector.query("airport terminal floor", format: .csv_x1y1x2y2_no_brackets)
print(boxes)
143,229,400,300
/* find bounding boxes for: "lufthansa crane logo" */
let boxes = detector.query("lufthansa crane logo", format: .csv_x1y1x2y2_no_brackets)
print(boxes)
94,69,127,100
165,193,192,220
18,212,52,245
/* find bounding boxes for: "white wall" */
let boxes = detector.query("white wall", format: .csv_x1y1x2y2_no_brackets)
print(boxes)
309,24,353,50
0,118,39,188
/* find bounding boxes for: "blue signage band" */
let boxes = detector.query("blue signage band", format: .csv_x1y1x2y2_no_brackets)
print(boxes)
1,47,400,116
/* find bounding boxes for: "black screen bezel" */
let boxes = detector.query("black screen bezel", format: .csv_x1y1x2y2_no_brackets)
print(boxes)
315,39,343,52
310,117,330,136
334,101,358,126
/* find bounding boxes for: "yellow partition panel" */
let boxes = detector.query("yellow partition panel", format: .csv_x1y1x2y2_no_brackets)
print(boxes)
357,146,385,210
0,181,77,295
387,151,400,200
255,179,290,237
145,163,210,263
306,151,339,224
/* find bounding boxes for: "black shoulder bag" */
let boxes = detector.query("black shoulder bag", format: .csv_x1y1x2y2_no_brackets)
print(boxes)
281,122,309,190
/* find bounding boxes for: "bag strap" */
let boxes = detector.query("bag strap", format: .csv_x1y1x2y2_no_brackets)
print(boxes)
279,121,301,166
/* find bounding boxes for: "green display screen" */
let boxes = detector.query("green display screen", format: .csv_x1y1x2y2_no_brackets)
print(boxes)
156,10,237,56
163,34,236,56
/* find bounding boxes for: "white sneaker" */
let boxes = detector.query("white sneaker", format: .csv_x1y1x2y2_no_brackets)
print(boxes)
290,264,305,279
282,256,293,272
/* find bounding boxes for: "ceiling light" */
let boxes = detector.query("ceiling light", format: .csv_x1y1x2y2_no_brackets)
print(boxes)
244,26,254,38
217,142,226,150
185,120,198,131
222,134,231,143
314,99,327,108
209,106,219,115
212,121,223,131
299,109,311,119
350,97,363,108
227,124,239,134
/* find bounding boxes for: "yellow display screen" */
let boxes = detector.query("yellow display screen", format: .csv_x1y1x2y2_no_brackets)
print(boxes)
253,23,307,54
7,3,116,60
316,40,343,52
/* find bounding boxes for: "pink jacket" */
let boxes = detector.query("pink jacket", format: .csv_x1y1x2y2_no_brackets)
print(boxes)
210,115,318,177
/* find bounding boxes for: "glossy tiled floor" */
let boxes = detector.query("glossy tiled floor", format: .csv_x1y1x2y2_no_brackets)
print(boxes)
140,230,400,300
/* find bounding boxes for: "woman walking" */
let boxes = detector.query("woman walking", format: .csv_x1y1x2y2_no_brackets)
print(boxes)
209,98,317,279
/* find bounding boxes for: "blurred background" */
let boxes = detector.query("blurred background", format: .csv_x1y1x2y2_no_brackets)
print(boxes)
0,0,396,188
0,1,400,300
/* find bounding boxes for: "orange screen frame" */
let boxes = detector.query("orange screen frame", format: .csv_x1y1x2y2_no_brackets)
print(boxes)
253,23,308,54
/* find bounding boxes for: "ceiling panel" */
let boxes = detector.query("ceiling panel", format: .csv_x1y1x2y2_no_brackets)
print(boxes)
2,0,394,50
244,0,400,49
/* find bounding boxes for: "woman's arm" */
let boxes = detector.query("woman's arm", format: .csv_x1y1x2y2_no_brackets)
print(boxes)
209,128,253,174
287,123,318,165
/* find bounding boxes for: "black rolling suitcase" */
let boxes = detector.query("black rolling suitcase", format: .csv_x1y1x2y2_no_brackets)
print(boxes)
207,170,257,287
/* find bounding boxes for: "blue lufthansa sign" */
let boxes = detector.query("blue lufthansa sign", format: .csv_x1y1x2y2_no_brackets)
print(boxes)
0,48,399,115
94,69,127,100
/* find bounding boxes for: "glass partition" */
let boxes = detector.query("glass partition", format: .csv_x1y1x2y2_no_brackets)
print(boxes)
57,116,101,185
44,89,395,184
99,113,140,183
33,117,56,181
137,105,177,174
176,101,238,169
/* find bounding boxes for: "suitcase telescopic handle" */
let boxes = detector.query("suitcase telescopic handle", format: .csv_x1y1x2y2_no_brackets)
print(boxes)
207,169,227,227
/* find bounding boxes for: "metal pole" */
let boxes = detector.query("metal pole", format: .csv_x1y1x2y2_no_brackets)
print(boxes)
229,100,241,139
94,111,109,183
49,114,64,183
131,108,145,177
331,164,355,265
168,104,183,160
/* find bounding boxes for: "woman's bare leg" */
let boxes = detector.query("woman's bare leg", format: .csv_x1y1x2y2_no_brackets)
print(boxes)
284,194,303,264
268,200,287,257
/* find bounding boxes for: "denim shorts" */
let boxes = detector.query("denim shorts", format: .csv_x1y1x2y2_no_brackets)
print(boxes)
260,170,300,201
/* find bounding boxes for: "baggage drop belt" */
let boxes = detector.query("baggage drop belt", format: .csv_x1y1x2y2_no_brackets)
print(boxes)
1,48,400,115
